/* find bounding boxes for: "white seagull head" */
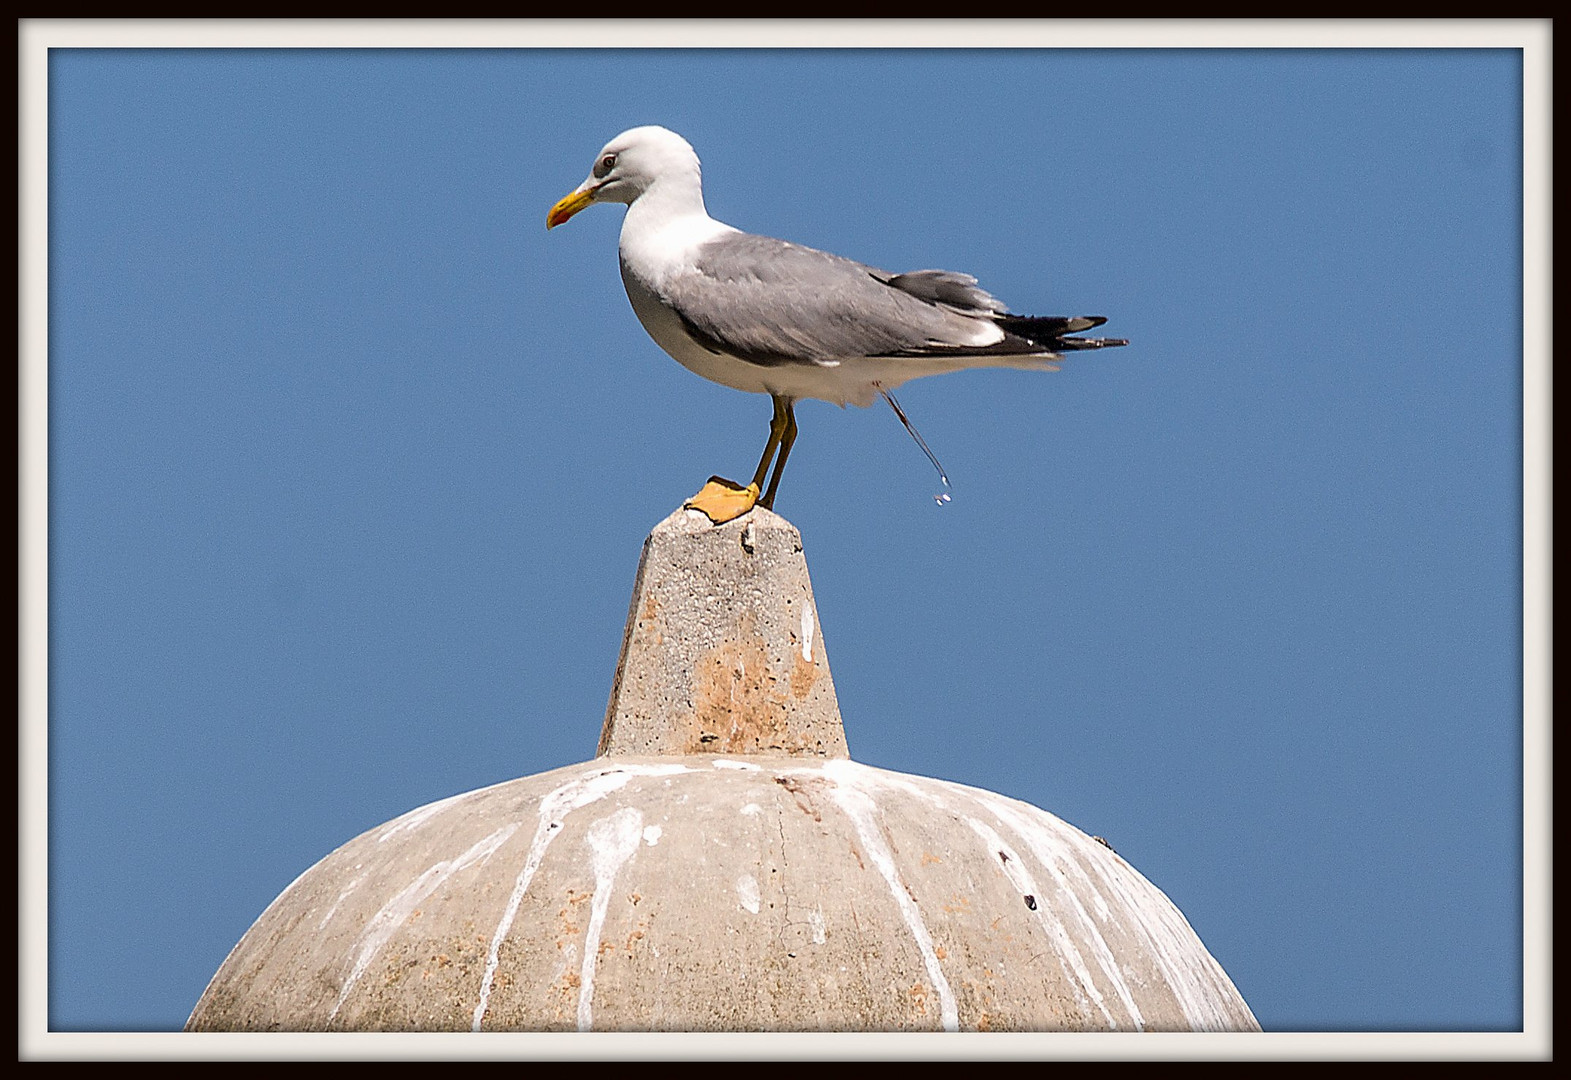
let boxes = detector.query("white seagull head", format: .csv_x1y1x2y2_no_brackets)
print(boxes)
547,125,704,227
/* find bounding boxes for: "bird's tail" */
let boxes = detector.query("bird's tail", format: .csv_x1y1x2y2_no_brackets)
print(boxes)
997,314,1129,352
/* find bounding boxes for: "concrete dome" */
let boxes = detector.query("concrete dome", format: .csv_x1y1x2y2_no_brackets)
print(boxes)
188,755,1256,1032
187,508,1258,1033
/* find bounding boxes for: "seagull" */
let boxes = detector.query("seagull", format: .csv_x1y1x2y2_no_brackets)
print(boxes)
547,125,1127,525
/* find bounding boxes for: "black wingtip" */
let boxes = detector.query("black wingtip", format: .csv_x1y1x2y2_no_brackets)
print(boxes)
998,314,1122,348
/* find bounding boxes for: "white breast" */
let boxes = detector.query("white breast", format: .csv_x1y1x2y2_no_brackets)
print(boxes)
618,258,776,396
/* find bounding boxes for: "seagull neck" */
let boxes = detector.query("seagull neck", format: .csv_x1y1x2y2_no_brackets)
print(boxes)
623,177,716,233
620,181,738,279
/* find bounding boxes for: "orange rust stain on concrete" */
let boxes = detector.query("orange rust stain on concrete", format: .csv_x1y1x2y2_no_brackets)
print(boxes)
687,611,777,753
961,977,1001,1032
544,964,577,1026
557,891,591,942
624,917,650,955
686,610,823,756
789,649,817,700
921,852,943,865
639,593,663,645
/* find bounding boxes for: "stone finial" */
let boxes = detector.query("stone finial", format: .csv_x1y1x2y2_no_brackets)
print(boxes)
598,506,848,759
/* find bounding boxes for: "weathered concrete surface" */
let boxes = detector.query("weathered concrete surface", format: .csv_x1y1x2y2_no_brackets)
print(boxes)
186,757,1259,1033
598,506,847,760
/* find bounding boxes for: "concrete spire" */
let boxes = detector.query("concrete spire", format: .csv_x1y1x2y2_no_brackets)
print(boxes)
599,506,848,759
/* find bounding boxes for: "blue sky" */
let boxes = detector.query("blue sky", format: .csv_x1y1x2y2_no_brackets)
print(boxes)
29,27,1545,1051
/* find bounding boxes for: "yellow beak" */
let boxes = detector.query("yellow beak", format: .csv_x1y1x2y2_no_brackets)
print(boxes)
546,185,597,229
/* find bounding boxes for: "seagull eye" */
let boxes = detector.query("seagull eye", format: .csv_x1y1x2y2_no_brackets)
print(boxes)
595,153,617,177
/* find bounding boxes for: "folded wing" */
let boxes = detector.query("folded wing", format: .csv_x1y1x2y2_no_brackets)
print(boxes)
662,232,1125,368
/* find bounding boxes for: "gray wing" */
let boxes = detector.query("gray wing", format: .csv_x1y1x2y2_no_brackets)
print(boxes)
660,232,1028,367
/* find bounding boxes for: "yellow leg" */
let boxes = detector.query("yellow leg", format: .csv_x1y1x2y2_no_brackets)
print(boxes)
685,396,791,525
759,400,797,510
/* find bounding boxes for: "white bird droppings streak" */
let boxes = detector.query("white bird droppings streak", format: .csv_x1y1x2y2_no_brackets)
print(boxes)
736,873,761,914
821,760,958,1032
860,766,1251,1031
375,788,482,843
471,763,690,1031
801,606,815,663
317,873,366,930
578,806,645,1032
331,823,517,1021
373,775,521,843
978,794,1147,1030
1049,806,1252,1031
813,761,1147,1032
965,817,1114,1027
